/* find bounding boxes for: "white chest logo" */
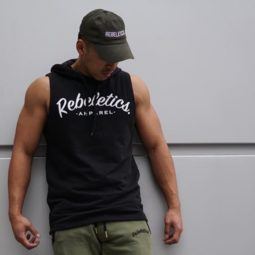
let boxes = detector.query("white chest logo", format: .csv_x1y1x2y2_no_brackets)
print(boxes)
56,92,131,118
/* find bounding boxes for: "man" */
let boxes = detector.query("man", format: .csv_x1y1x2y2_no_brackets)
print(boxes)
8,8,183,254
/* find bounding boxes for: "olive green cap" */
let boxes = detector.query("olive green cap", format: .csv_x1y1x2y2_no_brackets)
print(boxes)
78,9,134,63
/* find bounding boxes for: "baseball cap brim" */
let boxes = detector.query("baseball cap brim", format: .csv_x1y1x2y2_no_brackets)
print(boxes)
93,41,134,63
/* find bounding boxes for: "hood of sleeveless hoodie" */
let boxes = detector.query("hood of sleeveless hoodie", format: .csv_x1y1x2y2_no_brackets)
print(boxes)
49,58,121,136
50,58,121,84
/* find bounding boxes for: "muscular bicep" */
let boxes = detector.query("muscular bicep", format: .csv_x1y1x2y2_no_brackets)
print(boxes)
132,75,166,151
12,78,48,156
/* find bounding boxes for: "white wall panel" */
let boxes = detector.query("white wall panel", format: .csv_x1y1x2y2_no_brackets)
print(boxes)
1,0,254,144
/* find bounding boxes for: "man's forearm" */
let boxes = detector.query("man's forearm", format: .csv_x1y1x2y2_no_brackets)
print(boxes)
8,149,32,219
147,142,181,209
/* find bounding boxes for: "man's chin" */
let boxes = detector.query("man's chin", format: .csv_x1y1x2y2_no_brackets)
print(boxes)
94,76,107,81
95,73,111,81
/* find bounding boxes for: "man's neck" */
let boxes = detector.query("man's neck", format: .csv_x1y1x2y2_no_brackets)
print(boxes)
71,59,91,77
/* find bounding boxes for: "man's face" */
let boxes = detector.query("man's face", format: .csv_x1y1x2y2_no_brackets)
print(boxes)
80,40,119,81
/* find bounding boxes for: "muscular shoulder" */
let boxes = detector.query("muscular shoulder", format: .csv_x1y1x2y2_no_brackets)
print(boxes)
24,76,50,114
130,74,151,108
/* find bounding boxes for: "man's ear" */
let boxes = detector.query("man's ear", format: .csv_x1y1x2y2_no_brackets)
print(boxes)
76,39,87,56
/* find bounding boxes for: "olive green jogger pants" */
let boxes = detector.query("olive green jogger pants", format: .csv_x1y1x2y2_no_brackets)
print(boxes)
52,220,152,255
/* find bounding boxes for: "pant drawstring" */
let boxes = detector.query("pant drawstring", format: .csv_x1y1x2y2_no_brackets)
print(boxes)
94,222,108,239
104,222,108,239
94,223,98,234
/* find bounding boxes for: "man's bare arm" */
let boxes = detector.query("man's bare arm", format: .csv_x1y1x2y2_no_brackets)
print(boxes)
8,76,49,249
131,74,183,245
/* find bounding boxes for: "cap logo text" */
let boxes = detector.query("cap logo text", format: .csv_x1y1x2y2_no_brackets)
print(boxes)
105,30,125,38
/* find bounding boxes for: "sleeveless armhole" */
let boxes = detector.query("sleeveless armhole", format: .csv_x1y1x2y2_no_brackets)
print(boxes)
121,71,137,137
45,72,53,119
42,72,53,136
125,72,136,117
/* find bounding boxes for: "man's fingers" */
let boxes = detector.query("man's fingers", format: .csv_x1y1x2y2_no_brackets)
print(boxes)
164,226,174,240
10,215,40,249
27,223,40,240
25,230,37,243
163,221,183,244
22,223,40,249
17,231,39,249
164,228,179,244
164,221,171,239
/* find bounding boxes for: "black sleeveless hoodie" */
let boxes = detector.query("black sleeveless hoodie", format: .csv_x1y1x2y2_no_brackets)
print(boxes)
42,59,147,236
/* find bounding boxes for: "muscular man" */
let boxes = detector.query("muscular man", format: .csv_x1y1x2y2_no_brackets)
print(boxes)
8,9,183,254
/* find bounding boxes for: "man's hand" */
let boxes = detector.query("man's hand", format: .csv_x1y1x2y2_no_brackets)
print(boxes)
163,207,183,245
9,214,40,249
